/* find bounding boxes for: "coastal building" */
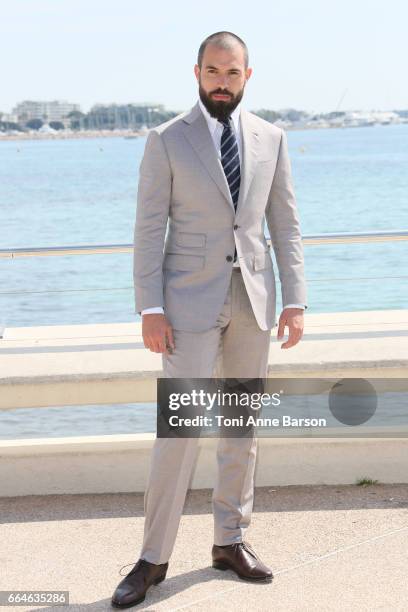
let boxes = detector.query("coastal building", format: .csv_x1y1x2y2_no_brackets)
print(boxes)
13,100,81,122
0,112,19,123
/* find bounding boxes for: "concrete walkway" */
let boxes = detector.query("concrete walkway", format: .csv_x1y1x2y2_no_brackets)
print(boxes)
1,484,408,611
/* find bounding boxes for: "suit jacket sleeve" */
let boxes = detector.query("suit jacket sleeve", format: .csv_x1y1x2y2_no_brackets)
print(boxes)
133,130,172,315
265,129,308,309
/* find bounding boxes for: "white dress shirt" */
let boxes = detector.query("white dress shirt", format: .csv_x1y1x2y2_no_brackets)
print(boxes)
141,98,304,315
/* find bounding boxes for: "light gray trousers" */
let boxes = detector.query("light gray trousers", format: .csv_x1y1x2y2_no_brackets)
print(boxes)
140,268,271,564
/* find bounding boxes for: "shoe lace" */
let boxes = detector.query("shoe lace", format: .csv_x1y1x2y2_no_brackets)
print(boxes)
238,541,258,559
118,559,148,577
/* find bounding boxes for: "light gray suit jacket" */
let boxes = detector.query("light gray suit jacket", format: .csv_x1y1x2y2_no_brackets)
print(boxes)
133,100,307,332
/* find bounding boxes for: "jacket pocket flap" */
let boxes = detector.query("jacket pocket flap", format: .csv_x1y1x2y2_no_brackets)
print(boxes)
253,250,273,271
163,253,205,271
175,232,206,247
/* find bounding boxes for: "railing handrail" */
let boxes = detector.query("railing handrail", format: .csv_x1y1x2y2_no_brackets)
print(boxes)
1,230,408,258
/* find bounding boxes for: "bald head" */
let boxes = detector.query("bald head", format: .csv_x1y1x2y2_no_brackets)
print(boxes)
197,31,249,70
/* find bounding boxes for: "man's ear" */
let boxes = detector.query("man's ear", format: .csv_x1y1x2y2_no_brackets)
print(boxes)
194,64,200,82
245,67,253,82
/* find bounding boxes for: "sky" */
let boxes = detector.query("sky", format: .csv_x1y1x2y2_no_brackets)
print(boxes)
1,0,407,115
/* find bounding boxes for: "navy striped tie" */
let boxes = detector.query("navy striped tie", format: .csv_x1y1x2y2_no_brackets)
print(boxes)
219,116,240,262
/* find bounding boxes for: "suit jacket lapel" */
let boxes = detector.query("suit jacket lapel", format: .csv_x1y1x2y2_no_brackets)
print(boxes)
181,102,260,216
237,109,260,216
182,102,234,212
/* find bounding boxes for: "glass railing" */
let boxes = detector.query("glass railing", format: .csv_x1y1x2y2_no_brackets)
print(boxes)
1,229,407,440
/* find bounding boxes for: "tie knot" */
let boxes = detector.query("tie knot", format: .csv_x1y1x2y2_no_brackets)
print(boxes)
219,116,231,129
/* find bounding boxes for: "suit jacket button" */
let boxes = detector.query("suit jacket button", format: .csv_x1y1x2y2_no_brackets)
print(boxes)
226,255,233,262
233,224,239,230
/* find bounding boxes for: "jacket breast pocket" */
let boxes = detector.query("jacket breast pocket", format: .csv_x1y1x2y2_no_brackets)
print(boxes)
163,253,205,271
253,250,273,271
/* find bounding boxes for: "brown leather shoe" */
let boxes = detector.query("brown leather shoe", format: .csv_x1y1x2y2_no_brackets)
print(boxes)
212,541,273,582
111,558,168,608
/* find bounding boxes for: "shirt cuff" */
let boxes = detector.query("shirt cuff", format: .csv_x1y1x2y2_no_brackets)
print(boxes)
141,306,164,315
283,304,306,310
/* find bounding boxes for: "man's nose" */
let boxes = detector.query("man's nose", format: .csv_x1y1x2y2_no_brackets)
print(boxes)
216,75,230,89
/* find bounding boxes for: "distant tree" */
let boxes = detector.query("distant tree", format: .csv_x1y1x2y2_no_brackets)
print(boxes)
66,110,86,130
252,109,281,123
26,118,44,130
49,121,65,130
325,111,346,119
0,121,23,132
281,108,308,122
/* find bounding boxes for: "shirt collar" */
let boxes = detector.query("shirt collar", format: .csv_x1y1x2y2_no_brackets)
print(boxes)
198,97,241,135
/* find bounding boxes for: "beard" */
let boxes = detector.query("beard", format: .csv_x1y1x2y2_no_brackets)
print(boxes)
198,82,245,122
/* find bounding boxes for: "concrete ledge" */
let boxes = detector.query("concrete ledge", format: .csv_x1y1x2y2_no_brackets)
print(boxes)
1,309,408,409
1,434,407,497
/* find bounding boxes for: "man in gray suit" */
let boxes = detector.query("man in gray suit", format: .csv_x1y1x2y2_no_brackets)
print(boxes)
112,30,307,608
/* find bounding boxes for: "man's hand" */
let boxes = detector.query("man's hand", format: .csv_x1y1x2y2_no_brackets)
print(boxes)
142,313,175,354
277,308,304,349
